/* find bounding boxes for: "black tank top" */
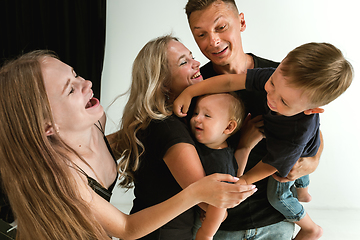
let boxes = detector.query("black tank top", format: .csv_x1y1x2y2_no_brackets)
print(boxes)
76,121,118,202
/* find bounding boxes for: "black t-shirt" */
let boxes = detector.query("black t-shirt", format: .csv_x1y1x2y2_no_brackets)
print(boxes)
131,115,196,239
200,54,285,230
246,68,320,177
195,141,238,177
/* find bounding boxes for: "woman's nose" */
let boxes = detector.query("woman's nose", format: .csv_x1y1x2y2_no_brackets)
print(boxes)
81,80,92,92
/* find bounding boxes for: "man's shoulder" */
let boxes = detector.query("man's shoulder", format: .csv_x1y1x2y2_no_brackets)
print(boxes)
200,54,280,80
200,61,217,79
248,53,280,68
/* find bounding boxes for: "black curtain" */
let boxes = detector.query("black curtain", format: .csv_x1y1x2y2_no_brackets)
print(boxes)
0,0,106,224
0,0,106,99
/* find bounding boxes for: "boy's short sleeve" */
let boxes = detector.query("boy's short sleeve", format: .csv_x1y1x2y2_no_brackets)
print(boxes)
246,68,276,92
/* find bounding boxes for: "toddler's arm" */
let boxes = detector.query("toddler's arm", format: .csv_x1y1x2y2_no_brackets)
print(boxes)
173,73,247,117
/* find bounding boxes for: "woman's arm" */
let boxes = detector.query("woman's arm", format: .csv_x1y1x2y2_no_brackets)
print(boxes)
77,171,255,239
173,73,247,117
163,142,256,211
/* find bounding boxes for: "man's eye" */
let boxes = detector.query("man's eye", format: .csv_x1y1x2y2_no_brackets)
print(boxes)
180,61,187,66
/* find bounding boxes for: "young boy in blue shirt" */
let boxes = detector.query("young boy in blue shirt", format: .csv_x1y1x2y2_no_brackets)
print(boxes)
173,42,353,240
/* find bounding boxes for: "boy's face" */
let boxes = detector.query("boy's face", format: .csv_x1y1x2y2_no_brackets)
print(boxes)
265,64,312,116
190,94,232,149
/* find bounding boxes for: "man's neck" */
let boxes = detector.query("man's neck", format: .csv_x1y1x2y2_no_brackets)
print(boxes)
212,53,254,75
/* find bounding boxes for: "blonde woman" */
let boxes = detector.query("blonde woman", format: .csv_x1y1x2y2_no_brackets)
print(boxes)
0,50,257,240
111,35,261,239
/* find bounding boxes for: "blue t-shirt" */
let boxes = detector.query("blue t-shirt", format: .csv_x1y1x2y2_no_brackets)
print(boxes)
245,68,321,177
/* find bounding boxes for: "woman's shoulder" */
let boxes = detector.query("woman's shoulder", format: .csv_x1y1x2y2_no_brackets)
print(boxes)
150,114,188,130
145,114,194,145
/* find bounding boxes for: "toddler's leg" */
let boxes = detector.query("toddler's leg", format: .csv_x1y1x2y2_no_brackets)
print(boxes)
295,175,312,203
294,213,323,240
296,186,312,202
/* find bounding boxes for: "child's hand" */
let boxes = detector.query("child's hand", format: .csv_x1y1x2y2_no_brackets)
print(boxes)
173,91,193,117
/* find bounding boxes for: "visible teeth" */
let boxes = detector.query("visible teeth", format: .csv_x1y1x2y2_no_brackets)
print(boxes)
191,71,201,79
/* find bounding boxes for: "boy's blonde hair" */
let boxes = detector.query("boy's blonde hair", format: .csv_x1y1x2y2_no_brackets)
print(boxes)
280,42,353,107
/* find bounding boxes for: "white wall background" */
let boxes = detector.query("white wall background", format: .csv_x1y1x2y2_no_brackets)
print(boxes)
101,0,360,211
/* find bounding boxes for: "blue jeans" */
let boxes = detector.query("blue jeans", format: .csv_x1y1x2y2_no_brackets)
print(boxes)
192,211,295,240
267,175,309,222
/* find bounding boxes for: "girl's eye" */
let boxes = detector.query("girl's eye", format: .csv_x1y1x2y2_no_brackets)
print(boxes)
205,114,211,118
69,87,74,95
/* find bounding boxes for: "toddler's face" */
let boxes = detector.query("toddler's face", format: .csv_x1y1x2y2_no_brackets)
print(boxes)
190,94,232,149
264,64,311,116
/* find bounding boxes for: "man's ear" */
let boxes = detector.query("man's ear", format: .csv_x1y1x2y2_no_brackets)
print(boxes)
304,107,324,115
224,120,237,135
45,123,55,136
239,12,246,32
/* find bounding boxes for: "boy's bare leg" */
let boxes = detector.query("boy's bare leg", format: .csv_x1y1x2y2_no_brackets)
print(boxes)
294,213,323,240
296,186,312,202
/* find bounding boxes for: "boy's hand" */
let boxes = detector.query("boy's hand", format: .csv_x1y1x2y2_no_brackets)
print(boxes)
173,91,193,117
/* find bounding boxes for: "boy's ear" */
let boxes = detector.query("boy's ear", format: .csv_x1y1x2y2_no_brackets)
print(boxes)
304,107,325,115
224,120,237,135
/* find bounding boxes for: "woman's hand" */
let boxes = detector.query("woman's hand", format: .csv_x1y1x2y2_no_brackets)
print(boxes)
191,173,257,209
237,114,264,150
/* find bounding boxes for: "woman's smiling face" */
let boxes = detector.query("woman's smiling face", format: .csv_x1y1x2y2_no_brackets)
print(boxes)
167,40,203,100
41,57,103,133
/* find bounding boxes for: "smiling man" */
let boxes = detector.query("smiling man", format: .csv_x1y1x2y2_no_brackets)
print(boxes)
185,0,323,239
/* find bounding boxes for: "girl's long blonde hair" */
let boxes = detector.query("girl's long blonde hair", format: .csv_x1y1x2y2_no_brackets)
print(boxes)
0,50,109,240
112,35,178,188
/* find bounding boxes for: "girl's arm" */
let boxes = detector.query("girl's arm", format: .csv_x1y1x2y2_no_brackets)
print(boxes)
173,73,247,117
76,171,255,239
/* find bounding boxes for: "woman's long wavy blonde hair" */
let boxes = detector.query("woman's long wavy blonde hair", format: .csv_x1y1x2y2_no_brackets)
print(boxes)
0,50,109,240
112,35,178,188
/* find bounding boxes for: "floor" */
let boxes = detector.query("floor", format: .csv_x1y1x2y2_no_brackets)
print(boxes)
111,188,360,240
